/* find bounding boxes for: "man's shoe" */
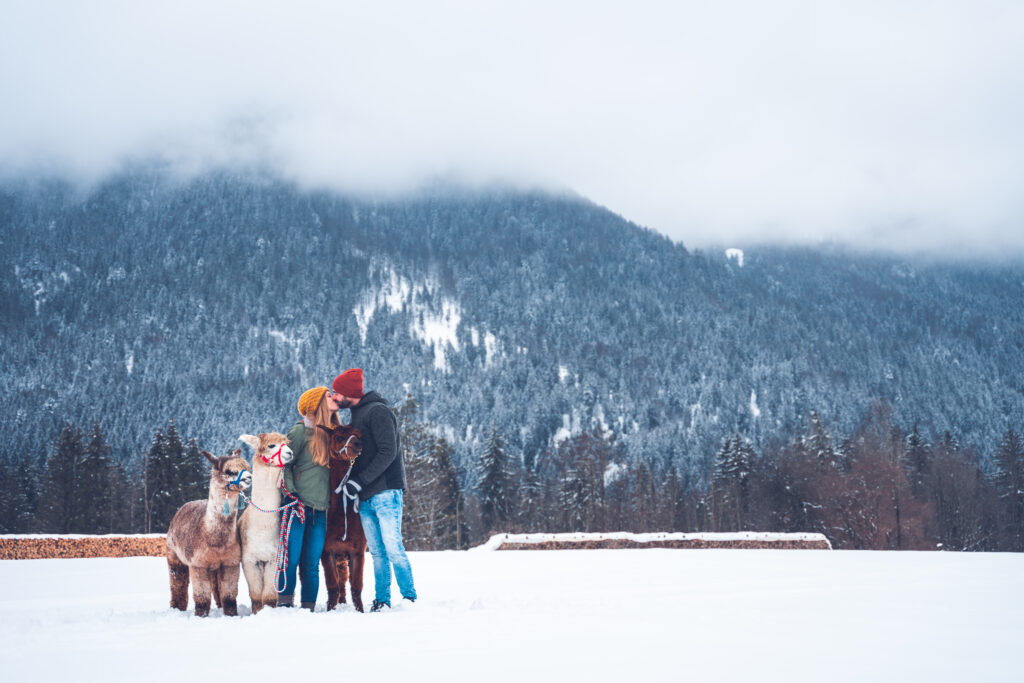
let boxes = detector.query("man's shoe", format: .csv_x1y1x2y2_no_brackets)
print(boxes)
370,599,391,612
301,601,316,612
277,594,295,607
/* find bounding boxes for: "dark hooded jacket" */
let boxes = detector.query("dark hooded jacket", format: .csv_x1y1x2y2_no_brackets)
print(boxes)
348,392,406,501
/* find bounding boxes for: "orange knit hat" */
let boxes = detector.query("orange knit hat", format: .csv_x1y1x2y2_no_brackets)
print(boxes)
297,386,328,416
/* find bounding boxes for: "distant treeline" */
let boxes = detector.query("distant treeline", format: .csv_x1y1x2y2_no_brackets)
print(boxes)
483,404,1024,552
4,398,1022,552
0,419,208,536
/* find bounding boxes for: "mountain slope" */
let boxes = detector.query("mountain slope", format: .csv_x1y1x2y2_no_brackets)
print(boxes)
2,169,1023,475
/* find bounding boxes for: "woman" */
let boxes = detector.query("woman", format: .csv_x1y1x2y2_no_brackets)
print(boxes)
279,385,342,610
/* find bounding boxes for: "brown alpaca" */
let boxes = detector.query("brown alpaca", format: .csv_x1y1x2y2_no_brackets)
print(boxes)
166,450,252,617
320,425,368,612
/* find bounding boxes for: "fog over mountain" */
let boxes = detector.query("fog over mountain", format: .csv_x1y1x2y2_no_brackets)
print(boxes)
2,2,1023,254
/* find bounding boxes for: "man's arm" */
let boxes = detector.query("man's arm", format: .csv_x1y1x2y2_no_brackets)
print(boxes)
352,406,397,488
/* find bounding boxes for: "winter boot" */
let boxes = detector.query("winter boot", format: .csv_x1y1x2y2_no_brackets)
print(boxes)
277,594,294,607
301,601,316,612
370,599,391,612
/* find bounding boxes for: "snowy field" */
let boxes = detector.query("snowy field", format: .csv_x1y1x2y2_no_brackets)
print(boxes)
2,548,1021,682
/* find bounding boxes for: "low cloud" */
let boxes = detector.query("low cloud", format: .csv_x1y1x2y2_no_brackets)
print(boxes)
2,1,1022,255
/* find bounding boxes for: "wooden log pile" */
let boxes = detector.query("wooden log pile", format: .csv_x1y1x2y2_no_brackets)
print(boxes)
0,535,167,560
485,532,832,551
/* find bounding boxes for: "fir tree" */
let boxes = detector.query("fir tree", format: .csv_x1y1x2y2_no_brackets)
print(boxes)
164,420,185,494
904,424,931,495
0,457,33,533
143,422,203,533
398,394,465,549
733,438,756,529
556,434,607,532
429,437,465,548
808,411,840,469
940,430,960,454
603,460,630,532
661,467,685,532
518,464,543,533
994,429,1024,551
181,438,209,502
70,421,113,533
105,459,134,533
712,434,754,531
39,424,84,533
630,461,657,532
401,415,437,550
478,425,512,536
142,427,167,534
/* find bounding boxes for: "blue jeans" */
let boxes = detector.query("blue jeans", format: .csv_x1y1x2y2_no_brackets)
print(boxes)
280,505,327,604
359,489,417,604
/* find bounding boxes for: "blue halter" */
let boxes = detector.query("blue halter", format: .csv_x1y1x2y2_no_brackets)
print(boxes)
223,469,247,516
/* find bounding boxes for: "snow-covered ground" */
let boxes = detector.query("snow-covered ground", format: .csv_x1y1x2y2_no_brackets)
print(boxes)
2,548,1021,682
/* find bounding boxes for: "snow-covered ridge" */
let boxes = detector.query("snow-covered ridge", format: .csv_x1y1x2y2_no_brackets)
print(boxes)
353,262,500,372
725,248,744,267
14,260,80,315
475,531,832,551
603,462,627,486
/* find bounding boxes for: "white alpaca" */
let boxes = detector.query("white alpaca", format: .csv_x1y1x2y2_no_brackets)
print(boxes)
238,432,294,613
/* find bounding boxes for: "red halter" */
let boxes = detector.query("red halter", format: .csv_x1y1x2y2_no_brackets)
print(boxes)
261,442,288,468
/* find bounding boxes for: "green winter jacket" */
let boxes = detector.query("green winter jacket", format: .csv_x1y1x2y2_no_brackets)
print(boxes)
282,422,330,511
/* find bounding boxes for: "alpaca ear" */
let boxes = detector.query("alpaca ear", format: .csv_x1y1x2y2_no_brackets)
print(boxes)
201,450,218,466
239,434,259,450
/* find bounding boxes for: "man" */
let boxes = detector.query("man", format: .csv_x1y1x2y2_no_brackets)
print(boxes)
332,368,417,611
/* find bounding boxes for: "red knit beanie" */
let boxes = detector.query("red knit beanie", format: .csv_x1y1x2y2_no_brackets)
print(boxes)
332,368,365,398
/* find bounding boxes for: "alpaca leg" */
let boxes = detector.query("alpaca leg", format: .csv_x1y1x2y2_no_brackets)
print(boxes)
261,560,278,608
167,555,190,611
349,550,365,613
338,554,350,605
190,566,213,617
242,557,263,613
211,569,222,608
219,563,241,616
321,552,341,611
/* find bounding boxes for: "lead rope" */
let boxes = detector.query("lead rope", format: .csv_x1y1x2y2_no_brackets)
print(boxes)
238,487,305,593
335,467,354,541
331,435,360,541
275,483,306,593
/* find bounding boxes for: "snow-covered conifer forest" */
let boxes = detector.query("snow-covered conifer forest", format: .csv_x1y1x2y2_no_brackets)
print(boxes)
2,168,1023,549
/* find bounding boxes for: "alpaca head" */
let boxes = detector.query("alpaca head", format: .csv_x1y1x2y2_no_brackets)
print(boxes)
238,432,294,469
201,449,252,492
323,425,363,463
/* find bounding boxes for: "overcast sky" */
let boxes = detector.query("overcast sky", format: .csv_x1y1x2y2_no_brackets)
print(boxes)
2,1,1022,254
